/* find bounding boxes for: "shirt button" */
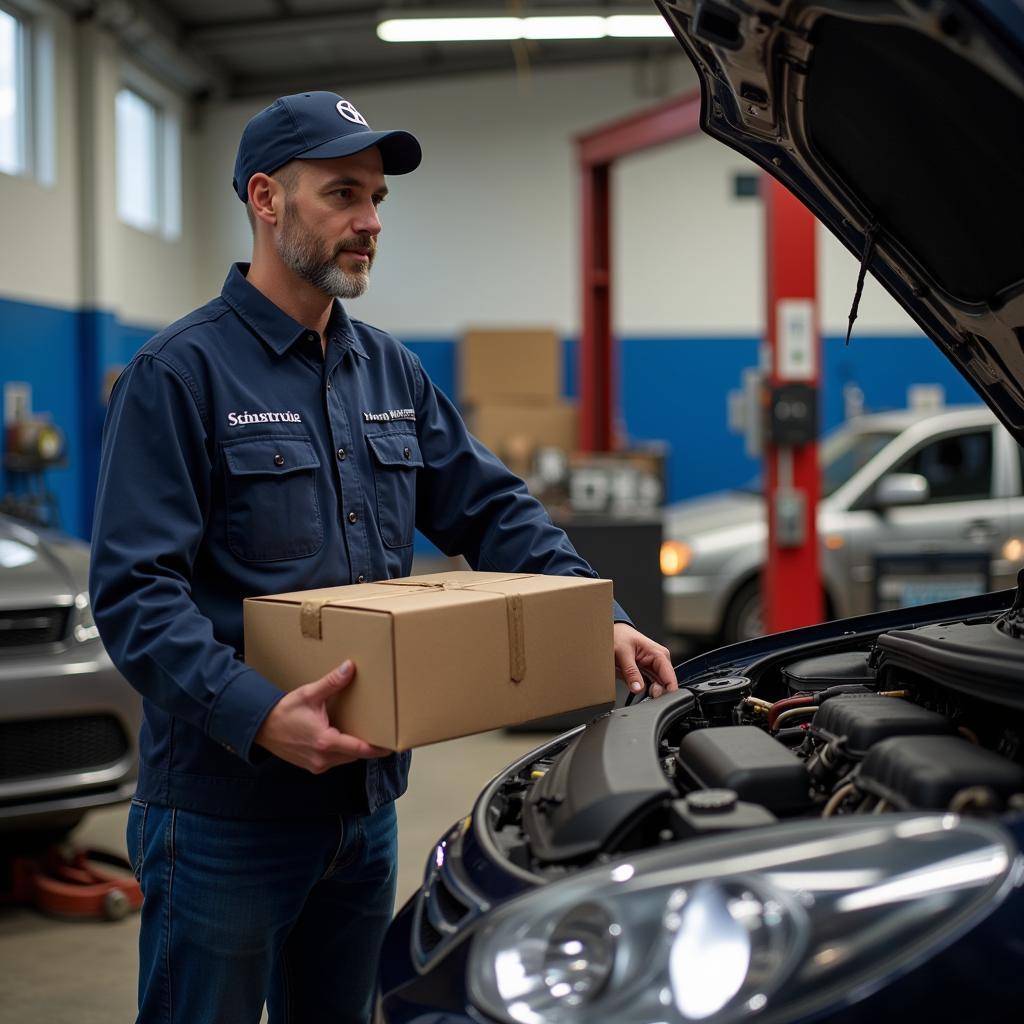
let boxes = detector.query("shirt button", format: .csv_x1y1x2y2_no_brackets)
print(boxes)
273,454,285,466
306,332,316,343
403,447,411,459
337,448,346,461
348,511,358,524
326,381,332,391
356,575,366,583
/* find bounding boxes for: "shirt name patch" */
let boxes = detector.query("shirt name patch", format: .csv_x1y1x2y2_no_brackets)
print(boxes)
227,410,303,427
362,408,416,423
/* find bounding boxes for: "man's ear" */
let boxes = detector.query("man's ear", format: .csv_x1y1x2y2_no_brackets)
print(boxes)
248,173,280,227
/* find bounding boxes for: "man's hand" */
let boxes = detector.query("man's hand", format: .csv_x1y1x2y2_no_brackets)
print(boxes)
613,622,677,699
254,660,389,773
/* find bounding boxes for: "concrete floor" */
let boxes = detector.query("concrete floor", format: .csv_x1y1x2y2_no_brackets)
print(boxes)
0,729,547,1024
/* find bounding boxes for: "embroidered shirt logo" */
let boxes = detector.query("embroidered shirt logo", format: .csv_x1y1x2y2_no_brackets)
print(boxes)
362,408,416,423
336,100,369,127
227,410,303,427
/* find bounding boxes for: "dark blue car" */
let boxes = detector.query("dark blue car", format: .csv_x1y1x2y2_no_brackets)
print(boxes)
378,2,1024,1021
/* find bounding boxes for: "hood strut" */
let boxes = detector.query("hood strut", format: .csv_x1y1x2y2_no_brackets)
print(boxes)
845,222,878,346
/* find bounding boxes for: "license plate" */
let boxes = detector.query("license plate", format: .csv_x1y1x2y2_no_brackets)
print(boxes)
898,580,986,607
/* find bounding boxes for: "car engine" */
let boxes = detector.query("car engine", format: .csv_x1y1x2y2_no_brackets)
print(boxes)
481,611,1024,881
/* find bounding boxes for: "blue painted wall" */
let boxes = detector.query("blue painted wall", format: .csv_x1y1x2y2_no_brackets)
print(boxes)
1,299,984,543
0,296,161,539
408,333,983,509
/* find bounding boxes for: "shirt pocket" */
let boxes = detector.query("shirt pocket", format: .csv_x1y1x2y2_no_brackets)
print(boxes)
366,432,424,549
222,436,324,562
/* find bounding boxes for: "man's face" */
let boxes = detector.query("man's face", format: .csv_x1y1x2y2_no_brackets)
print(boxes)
274,148,388,299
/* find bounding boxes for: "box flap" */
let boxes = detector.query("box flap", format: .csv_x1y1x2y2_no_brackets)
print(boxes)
379,571,532,589
245,583,385,606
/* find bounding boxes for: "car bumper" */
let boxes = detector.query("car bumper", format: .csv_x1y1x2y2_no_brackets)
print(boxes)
663,574,722,636
0,638,141,828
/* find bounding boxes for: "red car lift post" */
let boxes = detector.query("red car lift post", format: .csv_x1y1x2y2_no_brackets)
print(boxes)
577,93,824,632
576,92,702,451
762,175,824,632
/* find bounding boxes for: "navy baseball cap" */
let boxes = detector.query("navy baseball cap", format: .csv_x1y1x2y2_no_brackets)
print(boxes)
232,91,421,201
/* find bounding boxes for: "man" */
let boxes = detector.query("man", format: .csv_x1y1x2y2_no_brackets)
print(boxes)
90,91,676,1024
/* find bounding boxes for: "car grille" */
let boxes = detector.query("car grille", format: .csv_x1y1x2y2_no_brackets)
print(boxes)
0,715,129,782
416,869,474,957
0,606,71,648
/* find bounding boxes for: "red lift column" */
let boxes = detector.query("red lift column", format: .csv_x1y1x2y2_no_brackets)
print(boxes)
763,176,824,633
580,161,613,451
576,93,702,452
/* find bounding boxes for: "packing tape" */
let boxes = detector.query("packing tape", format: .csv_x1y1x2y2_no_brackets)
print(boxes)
383,580,454,590
300,601,322,640
506,593,526,683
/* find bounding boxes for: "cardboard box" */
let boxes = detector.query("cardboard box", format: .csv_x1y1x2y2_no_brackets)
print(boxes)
468,401,578,475
460,329,562,405
244,571,614,750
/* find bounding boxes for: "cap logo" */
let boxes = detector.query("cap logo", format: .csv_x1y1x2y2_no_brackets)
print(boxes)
336,100,368,127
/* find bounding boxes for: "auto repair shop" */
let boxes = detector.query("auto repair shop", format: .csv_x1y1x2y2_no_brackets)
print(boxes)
2,3,1024,1023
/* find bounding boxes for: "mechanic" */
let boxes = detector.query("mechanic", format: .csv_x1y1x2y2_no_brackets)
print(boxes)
89,90,677,1024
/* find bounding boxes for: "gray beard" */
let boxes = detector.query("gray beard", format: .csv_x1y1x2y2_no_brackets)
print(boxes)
276,215,371,299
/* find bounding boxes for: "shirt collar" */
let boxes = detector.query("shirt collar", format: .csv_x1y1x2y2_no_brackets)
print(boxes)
221,263,369,359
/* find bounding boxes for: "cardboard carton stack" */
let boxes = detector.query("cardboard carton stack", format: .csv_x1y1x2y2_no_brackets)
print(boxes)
460,328,577,477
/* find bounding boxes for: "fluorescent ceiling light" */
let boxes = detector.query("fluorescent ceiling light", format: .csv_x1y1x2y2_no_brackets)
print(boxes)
606,15,674,38
377,15,672,44
378,18,521,42
523,16,606,40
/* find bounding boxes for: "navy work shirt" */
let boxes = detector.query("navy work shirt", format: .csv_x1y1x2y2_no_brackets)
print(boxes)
90,264,627,820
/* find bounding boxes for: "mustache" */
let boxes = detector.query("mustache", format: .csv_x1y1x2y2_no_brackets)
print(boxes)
334,236,376,258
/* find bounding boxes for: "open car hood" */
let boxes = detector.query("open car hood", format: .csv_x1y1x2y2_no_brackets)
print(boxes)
656,0,1024,443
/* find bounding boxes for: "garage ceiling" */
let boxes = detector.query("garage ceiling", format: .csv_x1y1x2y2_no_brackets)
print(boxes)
63,1,679,100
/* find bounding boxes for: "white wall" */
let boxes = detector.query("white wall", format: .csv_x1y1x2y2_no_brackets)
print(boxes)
0,17,920,341
197,60,919,341
0,6,203,327
0,4,79,310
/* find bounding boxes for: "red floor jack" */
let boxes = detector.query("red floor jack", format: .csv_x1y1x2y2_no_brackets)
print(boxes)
4,845,143,921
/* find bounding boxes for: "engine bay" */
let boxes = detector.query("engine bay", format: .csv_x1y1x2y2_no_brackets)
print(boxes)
483,609,1024,880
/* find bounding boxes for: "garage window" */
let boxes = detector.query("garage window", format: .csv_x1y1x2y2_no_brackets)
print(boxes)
0,7,25,175
116,84,181,238
0,3,53,183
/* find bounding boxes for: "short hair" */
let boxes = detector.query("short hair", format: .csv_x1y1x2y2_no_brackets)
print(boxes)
245,161,302,233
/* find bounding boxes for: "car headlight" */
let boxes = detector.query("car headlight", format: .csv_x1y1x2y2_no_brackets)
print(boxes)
468,815,1019,1024
73,591,100,643
661,541,692,576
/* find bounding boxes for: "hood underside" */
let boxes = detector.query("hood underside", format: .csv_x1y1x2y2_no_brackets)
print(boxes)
656,0,1024,442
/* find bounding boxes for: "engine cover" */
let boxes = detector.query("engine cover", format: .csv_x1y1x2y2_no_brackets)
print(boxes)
811,696,954,756
676,726,812,814
859,735,1024,810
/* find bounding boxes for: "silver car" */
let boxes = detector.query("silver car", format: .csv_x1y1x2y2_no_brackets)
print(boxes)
663,405,1024,644
0,513,140,836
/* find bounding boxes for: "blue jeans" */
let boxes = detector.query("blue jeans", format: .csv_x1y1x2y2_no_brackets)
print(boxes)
126,798,398,1024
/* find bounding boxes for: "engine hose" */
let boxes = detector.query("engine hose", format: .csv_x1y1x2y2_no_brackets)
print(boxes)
822,781,857,817
766,694,817,729
772,705,819,731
